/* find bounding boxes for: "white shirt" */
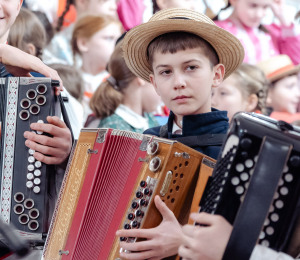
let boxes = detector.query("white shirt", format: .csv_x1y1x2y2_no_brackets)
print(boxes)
250,245,294,260
172,120,183,135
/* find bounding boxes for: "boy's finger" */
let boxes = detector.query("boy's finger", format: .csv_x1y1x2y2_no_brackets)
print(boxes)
25,139,62,157
120,249,155,260
24,132,61,148
182,224,201,238
120,240,154,252
33,151,60,165
178,245,193,259
154,195,175,221
47,116,68,129
189,212,216,226
116,229,154,239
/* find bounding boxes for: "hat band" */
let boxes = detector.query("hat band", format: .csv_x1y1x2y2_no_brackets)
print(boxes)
169,17,191,20
267,64,295,79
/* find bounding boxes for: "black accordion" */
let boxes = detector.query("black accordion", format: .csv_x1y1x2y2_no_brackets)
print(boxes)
200,112,300,259
0,77,61,247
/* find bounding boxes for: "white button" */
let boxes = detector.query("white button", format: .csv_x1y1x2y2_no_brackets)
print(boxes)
33,186,40,194
266,226,274,235
261,240,269,247
26,181,33,189
259,231,265,239
236,163,244,172
285,173,293,182
278,179,284,186
271,213,279,222
240,173,249,181
283,165,288,173
280,187,288,196
27,173,34,180
236,186,244,194
37,120,44,124
28,165,34,171
34,178,41,185
35,161,42,168
275,200,284,209
245,159,253,168
34,170,41,177
28,156,35,163
37,131,43,135
231,177,240,185
29,149,35,155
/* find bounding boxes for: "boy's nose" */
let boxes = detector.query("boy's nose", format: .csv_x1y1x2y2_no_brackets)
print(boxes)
173,73,186,90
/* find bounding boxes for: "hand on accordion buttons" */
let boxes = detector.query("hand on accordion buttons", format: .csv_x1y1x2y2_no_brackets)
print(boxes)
0,44,63,94
116,195,182,260
178,213,232,260
24,116,72,165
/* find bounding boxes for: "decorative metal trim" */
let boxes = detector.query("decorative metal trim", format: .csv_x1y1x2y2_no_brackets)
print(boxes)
1,77,19,223
87,149,98,154
138,157,150,163
160,171,173,197
58,250,69,256
20,77,51,85
174,152,190,159
96,129,108,143
140,136,151,151
202,158,216,169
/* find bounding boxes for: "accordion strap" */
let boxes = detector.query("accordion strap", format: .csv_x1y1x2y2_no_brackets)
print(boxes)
222,136,292,260
58,94,74,144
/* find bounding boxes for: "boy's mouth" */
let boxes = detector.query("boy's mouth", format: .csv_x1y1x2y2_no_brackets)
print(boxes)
173,95,190,100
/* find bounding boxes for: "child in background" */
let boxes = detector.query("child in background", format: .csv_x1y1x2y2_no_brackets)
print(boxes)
214,0,300,65
71,14,122,121
88,41,159,133
257,55,300,123
152,0,196,13
45,0,118,65
212,63,268,121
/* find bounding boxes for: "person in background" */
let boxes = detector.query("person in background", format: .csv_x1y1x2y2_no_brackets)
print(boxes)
71,14,122,121
8,7,85,137
214,0,300,65
152,0,196,13
44,0,118,65
212,63,268,122
257,55,300,123
88,41,159,133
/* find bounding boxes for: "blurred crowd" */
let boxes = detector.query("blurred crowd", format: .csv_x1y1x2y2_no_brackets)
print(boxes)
14,0,300,138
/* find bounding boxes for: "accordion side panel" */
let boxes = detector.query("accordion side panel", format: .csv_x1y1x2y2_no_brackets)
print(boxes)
43,131,97,260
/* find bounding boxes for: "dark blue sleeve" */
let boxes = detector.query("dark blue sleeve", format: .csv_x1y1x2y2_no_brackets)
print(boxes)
143,126,161,136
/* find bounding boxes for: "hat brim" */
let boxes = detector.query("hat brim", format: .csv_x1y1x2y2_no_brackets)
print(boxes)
269,65,300,82
123,19,245,83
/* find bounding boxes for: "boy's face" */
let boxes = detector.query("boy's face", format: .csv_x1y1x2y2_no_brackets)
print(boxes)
150,47,224,120
0,0,22,42
268,75,300,114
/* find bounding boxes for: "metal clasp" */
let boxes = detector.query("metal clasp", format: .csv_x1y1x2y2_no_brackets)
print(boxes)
174,152,190,159
87,149,98,154
59,250,69,256
138,157,150,163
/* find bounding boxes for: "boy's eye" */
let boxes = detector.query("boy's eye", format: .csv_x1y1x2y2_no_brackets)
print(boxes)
187,65,198,71
161,70,171,75
220,92,227,96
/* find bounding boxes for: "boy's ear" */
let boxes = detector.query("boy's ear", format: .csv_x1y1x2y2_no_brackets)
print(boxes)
212,64,225,88
246,94,259,112
26,43,36,57
77,38,89,53
149,73,160,96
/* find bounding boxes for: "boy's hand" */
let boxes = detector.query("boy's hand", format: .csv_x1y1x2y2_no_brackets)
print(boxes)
0,44,63,95
179,213,232,260
116,195,182,260
24,116,72,166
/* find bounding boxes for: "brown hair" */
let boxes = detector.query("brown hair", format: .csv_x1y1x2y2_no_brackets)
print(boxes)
232,63,269,113
89,41,136,118
49,64,84,102
152,0,160,14
71,14,121,63
33,11,54,45
147,32,219,69
8,8,46,59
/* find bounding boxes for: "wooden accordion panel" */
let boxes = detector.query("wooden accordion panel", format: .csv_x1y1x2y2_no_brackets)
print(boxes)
43,129,215,260
0,77,59,243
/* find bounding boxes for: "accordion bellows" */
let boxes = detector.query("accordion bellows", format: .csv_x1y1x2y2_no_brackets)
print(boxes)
43,128,215,260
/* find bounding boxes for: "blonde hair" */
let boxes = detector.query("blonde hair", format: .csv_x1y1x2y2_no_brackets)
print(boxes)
71,14,121,63
8,8,46,59
89,41,136,118
232,64,269,113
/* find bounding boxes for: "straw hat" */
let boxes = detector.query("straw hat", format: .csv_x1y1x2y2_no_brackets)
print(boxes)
123,8,245,83
257,55,300,82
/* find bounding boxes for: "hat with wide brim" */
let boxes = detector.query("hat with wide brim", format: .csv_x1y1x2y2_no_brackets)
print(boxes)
123,8,245,83
257,55,300,82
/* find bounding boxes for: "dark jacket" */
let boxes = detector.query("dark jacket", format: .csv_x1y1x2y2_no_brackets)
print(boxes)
144,108,229,160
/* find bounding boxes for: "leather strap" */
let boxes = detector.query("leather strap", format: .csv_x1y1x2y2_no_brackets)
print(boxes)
58,94,74,144
222,136,292,260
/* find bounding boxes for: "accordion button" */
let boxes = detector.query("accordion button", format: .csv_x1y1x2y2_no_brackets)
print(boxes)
140,181,147,188
240,138,252,150
128,213,135,221
136,191,143,199
34,170,41,177
290,156,300,168
131,221,139,229
26,181,33,189
136,210,144,218
29,149,35,155
28,165,34,172
28,156,35,164
120,237,127,242
131,202,139,209
124,224,131,229
144,188,152,196
27,173,34,181
140,199,148,207
35,161,42,168
33,186,40,194
34,178,41,185
37,120,44,124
